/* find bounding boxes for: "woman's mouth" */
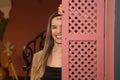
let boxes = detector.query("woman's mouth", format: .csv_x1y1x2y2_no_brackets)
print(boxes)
56,35,62,39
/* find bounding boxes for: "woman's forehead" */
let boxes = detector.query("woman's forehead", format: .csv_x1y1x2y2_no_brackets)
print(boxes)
51,16,62,25
53,16,62,20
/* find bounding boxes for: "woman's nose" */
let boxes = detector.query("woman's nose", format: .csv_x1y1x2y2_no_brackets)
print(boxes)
57,26,62,33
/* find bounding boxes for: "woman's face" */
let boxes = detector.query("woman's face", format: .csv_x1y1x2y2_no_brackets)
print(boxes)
51,16,62,44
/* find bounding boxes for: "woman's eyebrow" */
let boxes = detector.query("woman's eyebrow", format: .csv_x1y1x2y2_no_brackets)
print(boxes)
52,25,56,26
56,17,62,20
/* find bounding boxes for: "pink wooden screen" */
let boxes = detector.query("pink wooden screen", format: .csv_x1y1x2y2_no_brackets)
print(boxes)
62,0,105,80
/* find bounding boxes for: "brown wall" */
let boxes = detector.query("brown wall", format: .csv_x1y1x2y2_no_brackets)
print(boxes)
2,0,61,76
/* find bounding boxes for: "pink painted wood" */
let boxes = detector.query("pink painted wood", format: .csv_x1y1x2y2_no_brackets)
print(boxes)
62,0,105,80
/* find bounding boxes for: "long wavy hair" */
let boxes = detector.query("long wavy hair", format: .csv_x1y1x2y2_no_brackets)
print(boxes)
34,11,61,80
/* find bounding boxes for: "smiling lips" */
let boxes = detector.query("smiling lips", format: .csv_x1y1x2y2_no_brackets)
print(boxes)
56,35,62,39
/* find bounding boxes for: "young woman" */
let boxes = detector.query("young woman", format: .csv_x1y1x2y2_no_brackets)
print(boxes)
31,11,62,80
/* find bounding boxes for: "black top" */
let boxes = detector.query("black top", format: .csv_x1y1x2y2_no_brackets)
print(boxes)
41,66,61,80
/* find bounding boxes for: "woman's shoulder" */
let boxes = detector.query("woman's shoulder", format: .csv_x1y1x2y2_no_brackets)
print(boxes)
34,50,44,56
33,50,44,61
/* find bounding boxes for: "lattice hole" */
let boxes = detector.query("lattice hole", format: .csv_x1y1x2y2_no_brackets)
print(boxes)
68,0,97,34
68,40,97,80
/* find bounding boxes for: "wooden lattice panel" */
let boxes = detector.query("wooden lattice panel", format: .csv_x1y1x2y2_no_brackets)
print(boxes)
62,0,105,80
68,0,97,34
68,40,97,80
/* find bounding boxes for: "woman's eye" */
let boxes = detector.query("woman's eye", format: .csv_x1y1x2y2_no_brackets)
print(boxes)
52,25,57,29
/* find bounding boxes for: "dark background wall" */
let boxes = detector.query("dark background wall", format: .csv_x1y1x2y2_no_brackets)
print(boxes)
115,0,120,80
2,0,61,76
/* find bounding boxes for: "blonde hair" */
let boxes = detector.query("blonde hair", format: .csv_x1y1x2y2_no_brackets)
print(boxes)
33,11,61,80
